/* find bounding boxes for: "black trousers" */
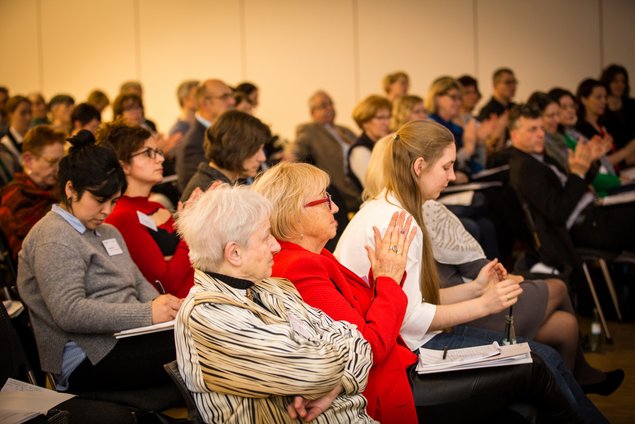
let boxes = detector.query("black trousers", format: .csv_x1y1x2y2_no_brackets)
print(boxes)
570,202,635,252
68,330,176,392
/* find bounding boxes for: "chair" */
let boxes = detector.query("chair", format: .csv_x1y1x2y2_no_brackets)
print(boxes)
164,361,203,424
0,230,18,300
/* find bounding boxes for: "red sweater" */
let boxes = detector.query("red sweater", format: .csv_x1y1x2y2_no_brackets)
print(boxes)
105,195,193,298
272,241,417,424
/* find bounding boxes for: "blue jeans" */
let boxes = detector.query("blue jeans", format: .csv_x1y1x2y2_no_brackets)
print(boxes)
423,325,607,423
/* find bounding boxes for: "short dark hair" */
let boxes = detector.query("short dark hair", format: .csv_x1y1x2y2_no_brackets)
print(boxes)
527,91,557,114
112,93,143,120
235,82,258,96
548,87,576,104
23,125,66,156
71,103,101,127
96,119,151,163
493,68,514,84
508,103,541,131
458,75,478,90
5,95,30,114
599,64,630,98
204,110,271,173
58,130,126,207
48,94,74,111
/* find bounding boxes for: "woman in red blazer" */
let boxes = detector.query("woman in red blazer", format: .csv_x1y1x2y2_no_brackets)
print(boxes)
253,162,418,423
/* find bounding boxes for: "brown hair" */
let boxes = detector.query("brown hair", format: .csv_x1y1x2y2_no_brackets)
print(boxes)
352,95,391,129
95,119,152,163
112,93,143,120
384,120,455,304
22,125,66,156
204,110,271,173
391,94,424,131
382,71,409,94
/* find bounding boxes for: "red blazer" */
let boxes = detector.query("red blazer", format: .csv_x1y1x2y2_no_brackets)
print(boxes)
272,240,417,424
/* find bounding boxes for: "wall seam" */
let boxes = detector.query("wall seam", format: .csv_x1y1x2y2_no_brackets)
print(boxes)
35,0,44,91
133,0,141,78
352,0,360,100
598,0,604,68
239,0,247,79
473,0,479,77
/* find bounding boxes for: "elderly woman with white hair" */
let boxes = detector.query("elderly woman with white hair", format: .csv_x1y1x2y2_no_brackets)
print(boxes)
174,184,374,423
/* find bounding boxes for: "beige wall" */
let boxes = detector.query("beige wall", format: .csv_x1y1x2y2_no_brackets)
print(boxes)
1,0,634,141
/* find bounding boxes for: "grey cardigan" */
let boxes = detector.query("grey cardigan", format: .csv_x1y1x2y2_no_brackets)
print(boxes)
18,211,159,374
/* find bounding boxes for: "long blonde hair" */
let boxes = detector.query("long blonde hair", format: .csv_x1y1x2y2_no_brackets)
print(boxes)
380,120,454,305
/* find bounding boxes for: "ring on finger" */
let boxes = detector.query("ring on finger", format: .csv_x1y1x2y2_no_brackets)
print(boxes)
390,244,398,253
506,294,511,301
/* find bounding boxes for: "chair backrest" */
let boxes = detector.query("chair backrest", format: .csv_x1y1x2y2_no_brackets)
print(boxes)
0,230,17,300
0,301,37,385
164,361,203,424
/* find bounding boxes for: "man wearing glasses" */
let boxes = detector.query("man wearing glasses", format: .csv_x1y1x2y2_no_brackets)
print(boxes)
176,79,235,192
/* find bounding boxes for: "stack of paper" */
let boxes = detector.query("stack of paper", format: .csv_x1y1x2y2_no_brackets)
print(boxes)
0,378,75,424
113,319,175,339
416,341,532,374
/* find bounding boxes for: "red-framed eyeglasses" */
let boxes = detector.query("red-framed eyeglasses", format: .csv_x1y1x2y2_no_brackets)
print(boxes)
304,192,332,210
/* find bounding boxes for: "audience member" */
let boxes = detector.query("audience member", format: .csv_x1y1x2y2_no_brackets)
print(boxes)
0,125,64,260
28,93,48,127
390,94,426,131
86,89,110,113
174,184,376,423
71,103,101,135
508,104,635,267
180,110,267,201
254,162,585,423
112,93,146,128
292,90,360,212
48,94,75,135
456,75,482,125
348,94,391,192
235,81,259,111
0,95,32,184
119,81,158,132
0,86,9,135
169,79,199,138
599,64,635,150
335,120,606,420
98,121,194,298
17,130,181,394
548,88,622,196
175,79,235,192
575,78,635,168
477,68,518,153
383,71,410,103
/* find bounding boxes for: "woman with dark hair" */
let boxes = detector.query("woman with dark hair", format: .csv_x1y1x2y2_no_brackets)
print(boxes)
99,121,194,298
0,95,32,183
180,110,269,200
599,64,635,150
17,130,181,393
575,78,635,168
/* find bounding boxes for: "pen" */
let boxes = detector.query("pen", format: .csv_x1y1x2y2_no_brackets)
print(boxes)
442,346,448,360
154,280,166,294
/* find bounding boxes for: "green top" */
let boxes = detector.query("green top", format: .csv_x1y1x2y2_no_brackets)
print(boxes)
563,132,620,197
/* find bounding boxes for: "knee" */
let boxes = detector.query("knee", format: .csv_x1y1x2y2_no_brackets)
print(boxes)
546,278,569,302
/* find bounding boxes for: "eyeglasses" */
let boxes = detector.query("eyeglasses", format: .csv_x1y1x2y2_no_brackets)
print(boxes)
131,147,164,159
304,192,332,210
206,92,234,102
442,93,462,102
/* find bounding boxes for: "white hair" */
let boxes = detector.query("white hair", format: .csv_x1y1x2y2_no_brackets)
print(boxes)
177,184,272,271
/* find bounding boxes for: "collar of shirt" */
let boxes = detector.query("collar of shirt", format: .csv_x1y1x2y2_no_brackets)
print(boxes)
195,113,212,129
204,271,254,290
9,127,24,144
52,203,89,235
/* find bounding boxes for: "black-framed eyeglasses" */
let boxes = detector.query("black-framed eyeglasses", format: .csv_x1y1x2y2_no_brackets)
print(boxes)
304,192,332,210
131,147,164,159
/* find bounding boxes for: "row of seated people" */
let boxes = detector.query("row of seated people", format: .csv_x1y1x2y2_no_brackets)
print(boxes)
9,120,622,422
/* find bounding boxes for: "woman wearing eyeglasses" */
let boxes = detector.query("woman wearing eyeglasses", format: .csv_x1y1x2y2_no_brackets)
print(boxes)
100,120,194,298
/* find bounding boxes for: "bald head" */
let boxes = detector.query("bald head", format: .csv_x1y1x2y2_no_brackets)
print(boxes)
197,79,235,122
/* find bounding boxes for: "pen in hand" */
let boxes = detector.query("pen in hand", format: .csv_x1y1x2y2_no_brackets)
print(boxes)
154,280,166,295
442,346,448,360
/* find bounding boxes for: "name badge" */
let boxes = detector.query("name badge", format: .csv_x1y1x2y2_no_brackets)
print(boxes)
288,312,313,340
137,211,158,231
102,238,123,256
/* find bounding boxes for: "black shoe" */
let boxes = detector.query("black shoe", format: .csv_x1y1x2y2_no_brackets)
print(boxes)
581,369,625,396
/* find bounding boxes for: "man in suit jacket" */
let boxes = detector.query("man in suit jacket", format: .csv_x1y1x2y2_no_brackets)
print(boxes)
176,79,235,192
291,91,361,212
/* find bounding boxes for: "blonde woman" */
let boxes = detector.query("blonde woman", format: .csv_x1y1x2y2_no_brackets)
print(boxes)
391,95,427,131
335,120,607,420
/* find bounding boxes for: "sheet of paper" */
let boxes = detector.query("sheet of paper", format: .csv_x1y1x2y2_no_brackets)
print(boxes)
438,191,474,206
114,319,175,339
416,342,532,374
0,379,75,424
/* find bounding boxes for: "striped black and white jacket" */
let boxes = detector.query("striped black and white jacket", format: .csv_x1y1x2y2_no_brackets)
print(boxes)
175,270,376,423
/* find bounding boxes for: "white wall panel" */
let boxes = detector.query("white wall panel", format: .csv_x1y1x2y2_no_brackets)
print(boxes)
138,0,242,132
476,0,600,104
243,0,357,140
602,0,635,75
0,0,41,95
39,0,137,105
357,0,475,100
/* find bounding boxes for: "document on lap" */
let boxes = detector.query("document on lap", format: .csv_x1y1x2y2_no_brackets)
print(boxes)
114,320,175,339
416,341,532,374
